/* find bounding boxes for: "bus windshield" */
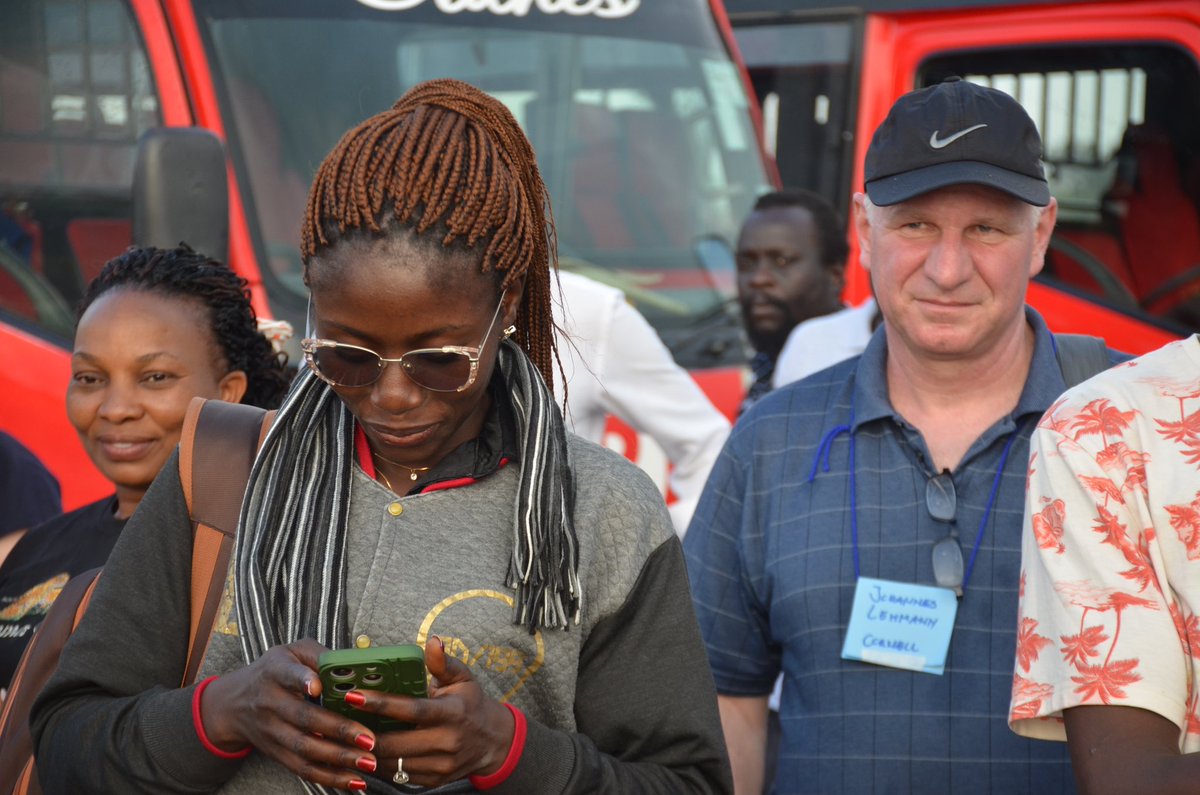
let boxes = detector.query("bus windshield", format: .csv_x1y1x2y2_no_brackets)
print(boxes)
196,0,771,368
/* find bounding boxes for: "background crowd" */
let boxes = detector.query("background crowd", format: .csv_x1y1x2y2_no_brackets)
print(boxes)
0,72,1195,795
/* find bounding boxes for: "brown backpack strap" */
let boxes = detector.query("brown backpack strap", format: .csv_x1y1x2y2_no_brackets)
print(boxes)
12,760,35,795
179,397,274,686
0,567,102,795
0,402,273,794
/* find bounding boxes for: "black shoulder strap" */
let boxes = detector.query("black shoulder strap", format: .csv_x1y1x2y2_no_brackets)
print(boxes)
1053,333,1112,390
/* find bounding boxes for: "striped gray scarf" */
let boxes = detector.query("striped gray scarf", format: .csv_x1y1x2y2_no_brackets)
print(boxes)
233,340,579,792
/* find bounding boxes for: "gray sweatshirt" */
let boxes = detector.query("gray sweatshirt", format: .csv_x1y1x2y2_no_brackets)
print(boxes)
31,436,731,794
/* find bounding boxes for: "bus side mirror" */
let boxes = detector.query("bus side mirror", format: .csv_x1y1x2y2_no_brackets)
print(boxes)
133,127,229,263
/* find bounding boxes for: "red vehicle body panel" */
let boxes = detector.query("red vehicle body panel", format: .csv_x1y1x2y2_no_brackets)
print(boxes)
842,1,1199,355
710,0,782,188
3,328,107,511
6,0,190,511
160,0,272,319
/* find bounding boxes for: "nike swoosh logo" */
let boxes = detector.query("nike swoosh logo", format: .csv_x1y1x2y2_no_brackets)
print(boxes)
929,123,988,149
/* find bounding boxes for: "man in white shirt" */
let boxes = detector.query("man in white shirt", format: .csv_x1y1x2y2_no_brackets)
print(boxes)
552,270,731,534
736,190,849,413
773,297,880,388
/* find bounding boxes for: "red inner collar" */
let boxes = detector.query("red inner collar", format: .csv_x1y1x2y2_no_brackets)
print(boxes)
354,423,377,479
354,422,508,494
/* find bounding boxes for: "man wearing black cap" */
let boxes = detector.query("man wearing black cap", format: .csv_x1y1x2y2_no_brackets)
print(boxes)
684,77,1125,794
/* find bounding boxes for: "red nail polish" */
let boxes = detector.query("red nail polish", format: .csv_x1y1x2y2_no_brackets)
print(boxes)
348,779,367,791
344,690,366,707
354,733,375,752
356,756,377,773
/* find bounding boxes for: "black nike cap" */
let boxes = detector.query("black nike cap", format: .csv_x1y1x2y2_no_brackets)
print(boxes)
864,77,1050,207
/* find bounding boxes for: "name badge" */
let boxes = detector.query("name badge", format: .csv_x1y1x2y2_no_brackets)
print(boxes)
841,577,958,675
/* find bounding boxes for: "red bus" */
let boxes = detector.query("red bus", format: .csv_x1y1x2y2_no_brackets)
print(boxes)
728,0,1195,353
0,0,772,509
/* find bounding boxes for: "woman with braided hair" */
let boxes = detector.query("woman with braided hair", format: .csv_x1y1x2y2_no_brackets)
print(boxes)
32,80,731,793
0,243,289,693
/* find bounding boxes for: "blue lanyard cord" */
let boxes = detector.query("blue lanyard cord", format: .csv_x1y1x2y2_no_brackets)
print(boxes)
806,414,859,577
961,420,1026,591
810,414,1027,591
849,427,860,579
807,421,853,482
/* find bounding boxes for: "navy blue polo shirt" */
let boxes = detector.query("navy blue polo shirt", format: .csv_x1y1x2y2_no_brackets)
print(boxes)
685,308,1122,795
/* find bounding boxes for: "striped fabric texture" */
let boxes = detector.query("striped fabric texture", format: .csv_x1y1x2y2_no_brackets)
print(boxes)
684,310,1107,794
233,341,578,795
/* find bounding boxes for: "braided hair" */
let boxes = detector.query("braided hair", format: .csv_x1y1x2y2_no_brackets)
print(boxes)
236,82,579,732
79,244,290,408
301,78,559,390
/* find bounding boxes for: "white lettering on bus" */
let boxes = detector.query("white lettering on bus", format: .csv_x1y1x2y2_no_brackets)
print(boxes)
354,0,640,19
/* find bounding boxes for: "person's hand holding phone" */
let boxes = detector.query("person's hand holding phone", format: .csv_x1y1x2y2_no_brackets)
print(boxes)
339,635,516,789
196,638,381,791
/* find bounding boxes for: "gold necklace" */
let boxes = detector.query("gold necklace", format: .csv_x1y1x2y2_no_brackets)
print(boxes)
376,467,395,492
372,451,431,482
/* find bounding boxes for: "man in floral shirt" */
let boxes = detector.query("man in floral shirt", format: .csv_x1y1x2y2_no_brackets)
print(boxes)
1011,335,1200,793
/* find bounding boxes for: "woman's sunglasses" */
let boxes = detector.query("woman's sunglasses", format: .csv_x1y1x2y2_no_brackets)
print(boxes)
301,294,507,392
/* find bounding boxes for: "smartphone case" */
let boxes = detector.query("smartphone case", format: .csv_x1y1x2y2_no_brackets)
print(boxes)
318,644,428,732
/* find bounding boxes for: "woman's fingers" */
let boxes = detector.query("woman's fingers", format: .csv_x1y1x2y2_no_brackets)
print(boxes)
230,635,510,789
252,702,379,790
283,638,329,697
204,640,387,788
423,634,475,691
377,726,474,787
371,712,514,788
342,643,513,788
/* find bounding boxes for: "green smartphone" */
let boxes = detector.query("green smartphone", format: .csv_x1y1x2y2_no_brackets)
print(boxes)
318,644,428,733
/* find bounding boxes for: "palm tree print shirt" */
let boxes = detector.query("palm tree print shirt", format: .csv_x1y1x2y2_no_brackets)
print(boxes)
1011,334,1200,751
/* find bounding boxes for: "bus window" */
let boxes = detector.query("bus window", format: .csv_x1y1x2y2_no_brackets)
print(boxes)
733,17,858,213
0,0,159,341
199,0,773,369
921,46,1200,332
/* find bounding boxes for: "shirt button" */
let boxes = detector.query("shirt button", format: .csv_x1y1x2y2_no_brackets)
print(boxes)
355,634,371,649
387,502,403,516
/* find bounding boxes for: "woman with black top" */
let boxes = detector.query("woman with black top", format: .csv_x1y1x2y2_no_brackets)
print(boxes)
0,245,288,692
31,80,731,793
